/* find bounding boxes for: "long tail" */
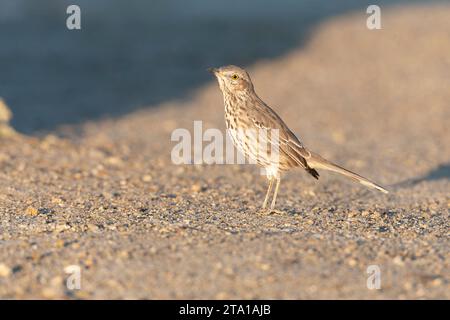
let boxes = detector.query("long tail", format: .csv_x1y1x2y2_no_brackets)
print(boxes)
307,152,388,194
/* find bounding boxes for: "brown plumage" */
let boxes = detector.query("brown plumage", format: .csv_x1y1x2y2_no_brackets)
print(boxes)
209,65,388,210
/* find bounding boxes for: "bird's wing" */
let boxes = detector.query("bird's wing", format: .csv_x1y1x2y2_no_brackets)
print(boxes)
248,101,312,169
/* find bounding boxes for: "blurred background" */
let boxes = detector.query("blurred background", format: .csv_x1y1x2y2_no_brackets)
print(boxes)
0,0,437,134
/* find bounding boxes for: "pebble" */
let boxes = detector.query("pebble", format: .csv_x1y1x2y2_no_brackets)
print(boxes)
0,263,11,277
142,175,153,182
393,256,404,266
431,278,442,287
26,207,39,216
348,259,357,267
55,239,66,248
0,98,12,122
258,263,271,271
106,156,123,166
86,223,100,232
54,224,69,233
361,211,370,217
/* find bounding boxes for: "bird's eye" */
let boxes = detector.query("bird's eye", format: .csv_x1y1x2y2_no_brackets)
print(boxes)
231,74,239,80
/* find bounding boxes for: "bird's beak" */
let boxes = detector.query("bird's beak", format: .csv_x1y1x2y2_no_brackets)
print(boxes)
207,67,218,75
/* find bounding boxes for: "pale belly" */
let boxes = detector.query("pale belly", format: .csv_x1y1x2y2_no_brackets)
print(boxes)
226,125,282,174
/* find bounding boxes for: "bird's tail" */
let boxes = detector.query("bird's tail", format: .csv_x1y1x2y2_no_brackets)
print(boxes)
307,152,388,194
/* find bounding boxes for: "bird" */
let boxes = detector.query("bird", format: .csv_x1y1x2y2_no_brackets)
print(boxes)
208,65,388,210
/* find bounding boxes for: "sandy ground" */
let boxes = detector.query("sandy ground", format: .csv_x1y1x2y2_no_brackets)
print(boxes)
0,5,449,299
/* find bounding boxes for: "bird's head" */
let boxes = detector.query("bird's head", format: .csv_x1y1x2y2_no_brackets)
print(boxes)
208,65,254,94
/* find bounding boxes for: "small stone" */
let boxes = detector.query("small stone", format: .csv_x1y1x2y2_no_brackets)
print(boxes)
106,157,123,166
142,175,153,182
347,211,357,218
84,258,94,267
51,197,65,206
54,224,69,233
73,291,91,299
258,263,271,271
0,98,16,137
86,223,99,232
55,239,65,248
0,263,11,277
26,207,39,216
403,281,413,290
38,207,53,215
348,259,357,267
431,278,442,287
393,256,404,266
0,99,12,122
12,265,23,274
224,267,234,276
371,211,381,219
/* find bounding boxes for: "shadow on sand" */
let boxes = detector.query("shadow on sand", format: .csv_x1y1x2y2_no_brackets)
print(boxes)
393,163,450,188
0,0,437,134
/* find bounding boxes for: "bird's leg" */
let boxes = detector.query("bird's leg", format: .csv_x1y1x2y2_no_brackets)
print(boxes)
262,178,274,209
270,177,281,210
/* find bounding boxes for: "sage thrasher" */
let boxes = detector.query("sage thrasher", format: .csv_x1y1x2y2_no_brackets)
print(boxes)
209,65,388,210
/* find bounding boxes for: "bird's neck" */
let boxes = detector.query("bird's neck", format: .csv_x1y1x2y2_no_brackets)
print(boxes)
223,91,244,113
222,88,255,110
